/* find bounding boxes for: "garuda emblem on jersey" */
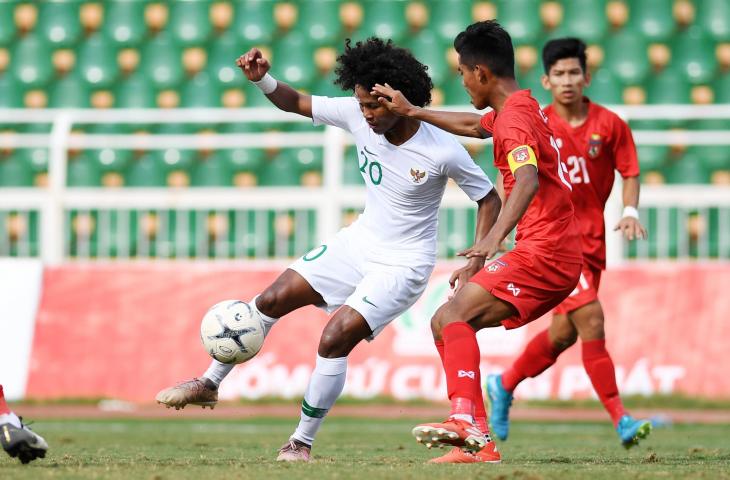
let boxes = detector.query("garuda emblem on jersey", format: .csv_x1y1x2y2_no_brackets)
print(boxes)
588,133,602,158
410,168,427,183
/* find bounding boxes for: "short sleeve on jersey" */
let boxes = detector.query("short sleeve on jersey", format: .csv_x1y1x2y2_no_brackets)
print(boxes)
611,116,640,178
507,145,538,174
442,146,494,201
480,111,496,134
311,96,363,132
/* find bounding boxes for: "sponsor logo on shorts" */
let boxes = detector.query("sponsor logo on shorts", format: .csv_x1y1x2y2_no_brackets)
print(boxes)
486,260,507,273
507,283,521,296
457,370,475,379
362,296,378,308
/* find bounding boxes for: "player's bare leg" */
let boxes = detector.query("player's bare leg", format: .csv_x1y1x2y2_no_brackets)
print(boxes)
488,314,577,439
156,269,325,410
279,307,372,461
571,301,652,448
414,284,514,455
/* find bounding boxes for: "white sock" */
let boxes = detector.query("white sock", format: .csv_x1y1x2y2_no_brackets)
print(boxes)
251,294,279,337
292,355,347,446
202,295,279,387
0,412,21,428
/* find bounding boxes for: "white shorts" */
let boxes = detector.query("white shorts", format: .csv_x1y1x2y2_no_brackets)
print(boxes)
289,225,434,339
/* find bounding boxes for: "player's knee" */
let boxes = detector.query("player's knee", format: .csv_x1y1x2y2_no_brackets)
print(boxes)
582,315,605,339
256,287,286,318
552,330,578,350
430,304,449,337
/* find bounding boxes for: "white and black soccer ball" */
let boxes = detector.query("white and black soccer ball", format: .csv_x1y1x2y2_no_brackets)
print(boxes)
200,300,265,365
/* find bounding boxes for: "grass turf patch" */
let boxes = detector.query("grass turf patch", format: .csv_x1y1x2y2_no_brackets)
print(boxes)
1,418,728,479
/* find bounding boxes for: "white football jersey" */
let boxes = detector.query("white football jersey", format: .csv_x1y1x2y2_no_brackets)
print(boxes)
312,95,493,265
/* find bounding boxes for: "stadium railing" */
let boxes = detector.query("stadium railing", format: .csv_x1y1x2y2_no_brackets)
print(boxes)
0,105,728,265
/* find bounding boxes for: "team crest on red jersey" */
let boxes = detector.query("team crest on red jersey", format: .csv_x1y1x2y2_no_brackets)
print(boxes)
588,133,602,158
513,146,530,163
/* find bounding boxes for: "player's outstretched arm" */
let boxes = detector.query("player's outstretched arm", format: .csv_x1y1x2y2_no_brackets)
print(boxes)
449,189,501,292
459,165,538,260
614,175,648,240
236,48,312,118
371,83,490,139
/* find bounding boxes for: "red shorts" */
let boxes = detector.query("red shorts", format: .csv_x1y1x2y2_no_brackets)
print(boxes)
469,248,581,330
553,264,602,314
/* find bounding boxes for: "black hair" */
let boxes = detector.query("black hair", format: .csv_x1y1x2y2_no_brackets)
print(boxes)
542,37,587,74
334,37,433,107
453,20,515,78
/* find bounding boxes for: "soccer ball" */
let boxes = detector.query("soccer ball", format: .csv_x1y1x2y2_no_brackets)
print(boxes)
200,300,265,365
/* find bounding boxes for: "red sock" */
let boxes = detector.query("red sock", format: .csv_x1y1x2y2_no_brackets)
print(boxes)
442,322,480,417
582,339,626,426
0,385,10,415
437,338,489,433
502,329,561,392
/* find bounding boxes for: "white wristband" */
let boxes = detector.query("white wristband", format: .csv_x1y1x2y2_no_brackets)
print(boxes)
253,73,278,94
622,206,639,219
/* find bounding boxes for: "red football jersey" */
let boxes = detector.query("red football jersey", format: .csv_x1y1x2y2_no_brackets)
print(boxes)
544,98,640,270
481,90,582,264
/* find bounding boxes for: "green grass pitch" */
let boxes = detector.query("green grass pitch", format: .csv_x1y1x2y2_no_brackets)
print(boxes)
1,418,729,479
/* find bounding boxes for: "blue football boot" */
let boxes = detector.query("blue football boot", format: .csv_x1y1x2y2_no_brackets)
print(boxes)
616,414,652,449
485,374,513,441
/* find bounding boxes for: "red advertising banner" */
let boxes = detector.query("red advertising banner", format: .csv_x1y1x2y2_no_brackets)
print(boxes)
25,262,730,402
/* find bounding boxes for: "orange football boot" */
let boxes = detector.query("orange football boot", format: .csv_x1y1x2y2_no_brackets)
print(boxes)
412,418,488,452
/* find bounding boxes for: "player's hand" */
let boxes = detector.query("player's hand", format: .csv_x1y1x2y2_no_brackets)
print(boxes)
370,83,416,117
449,257,484,296
614,216,647,241
236,48,271,82
458,234,502,261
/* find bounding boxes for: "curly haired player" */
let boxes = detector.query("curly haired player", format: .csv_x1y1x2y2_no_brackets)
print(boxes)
156,38,500,462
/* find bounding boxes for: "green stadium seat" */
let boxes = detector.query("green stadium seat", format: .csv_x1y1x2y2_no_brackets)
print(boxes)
586,68,623,104
713,73,730,103
156,147,196,174
497,0,542,46
518,67,551,106
0,74,22,108
343,146,365,185
637,145,670,171
603,31,649,86
271,31,315,89
181,72,221,107
103,0,147,47
49,72,90,108
192,153,234,186
310,71,343,97
77,33,120,88
359,1,408,42
242,82,273,107
67,153,102,187
140,33,184,89
441,75,471,105
406,30,449,87
279,147,324,174
89,148,132,175
671,27,718,85
208,31,246,88
691,146,730,173
168,0,212,47
258,155,301,186
697,0,730,42
231,0,275,45
15,148,49,177
126,153,167,187
0,153,33,186
627,0,675,42
223,148,266,173
431,0,471,43
664,151,712,184
10,34,53,88
0,2,17,47
115,72,156,108
37,1,82,48
296,0,341,47
557,0,608,44
646,68,691,104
